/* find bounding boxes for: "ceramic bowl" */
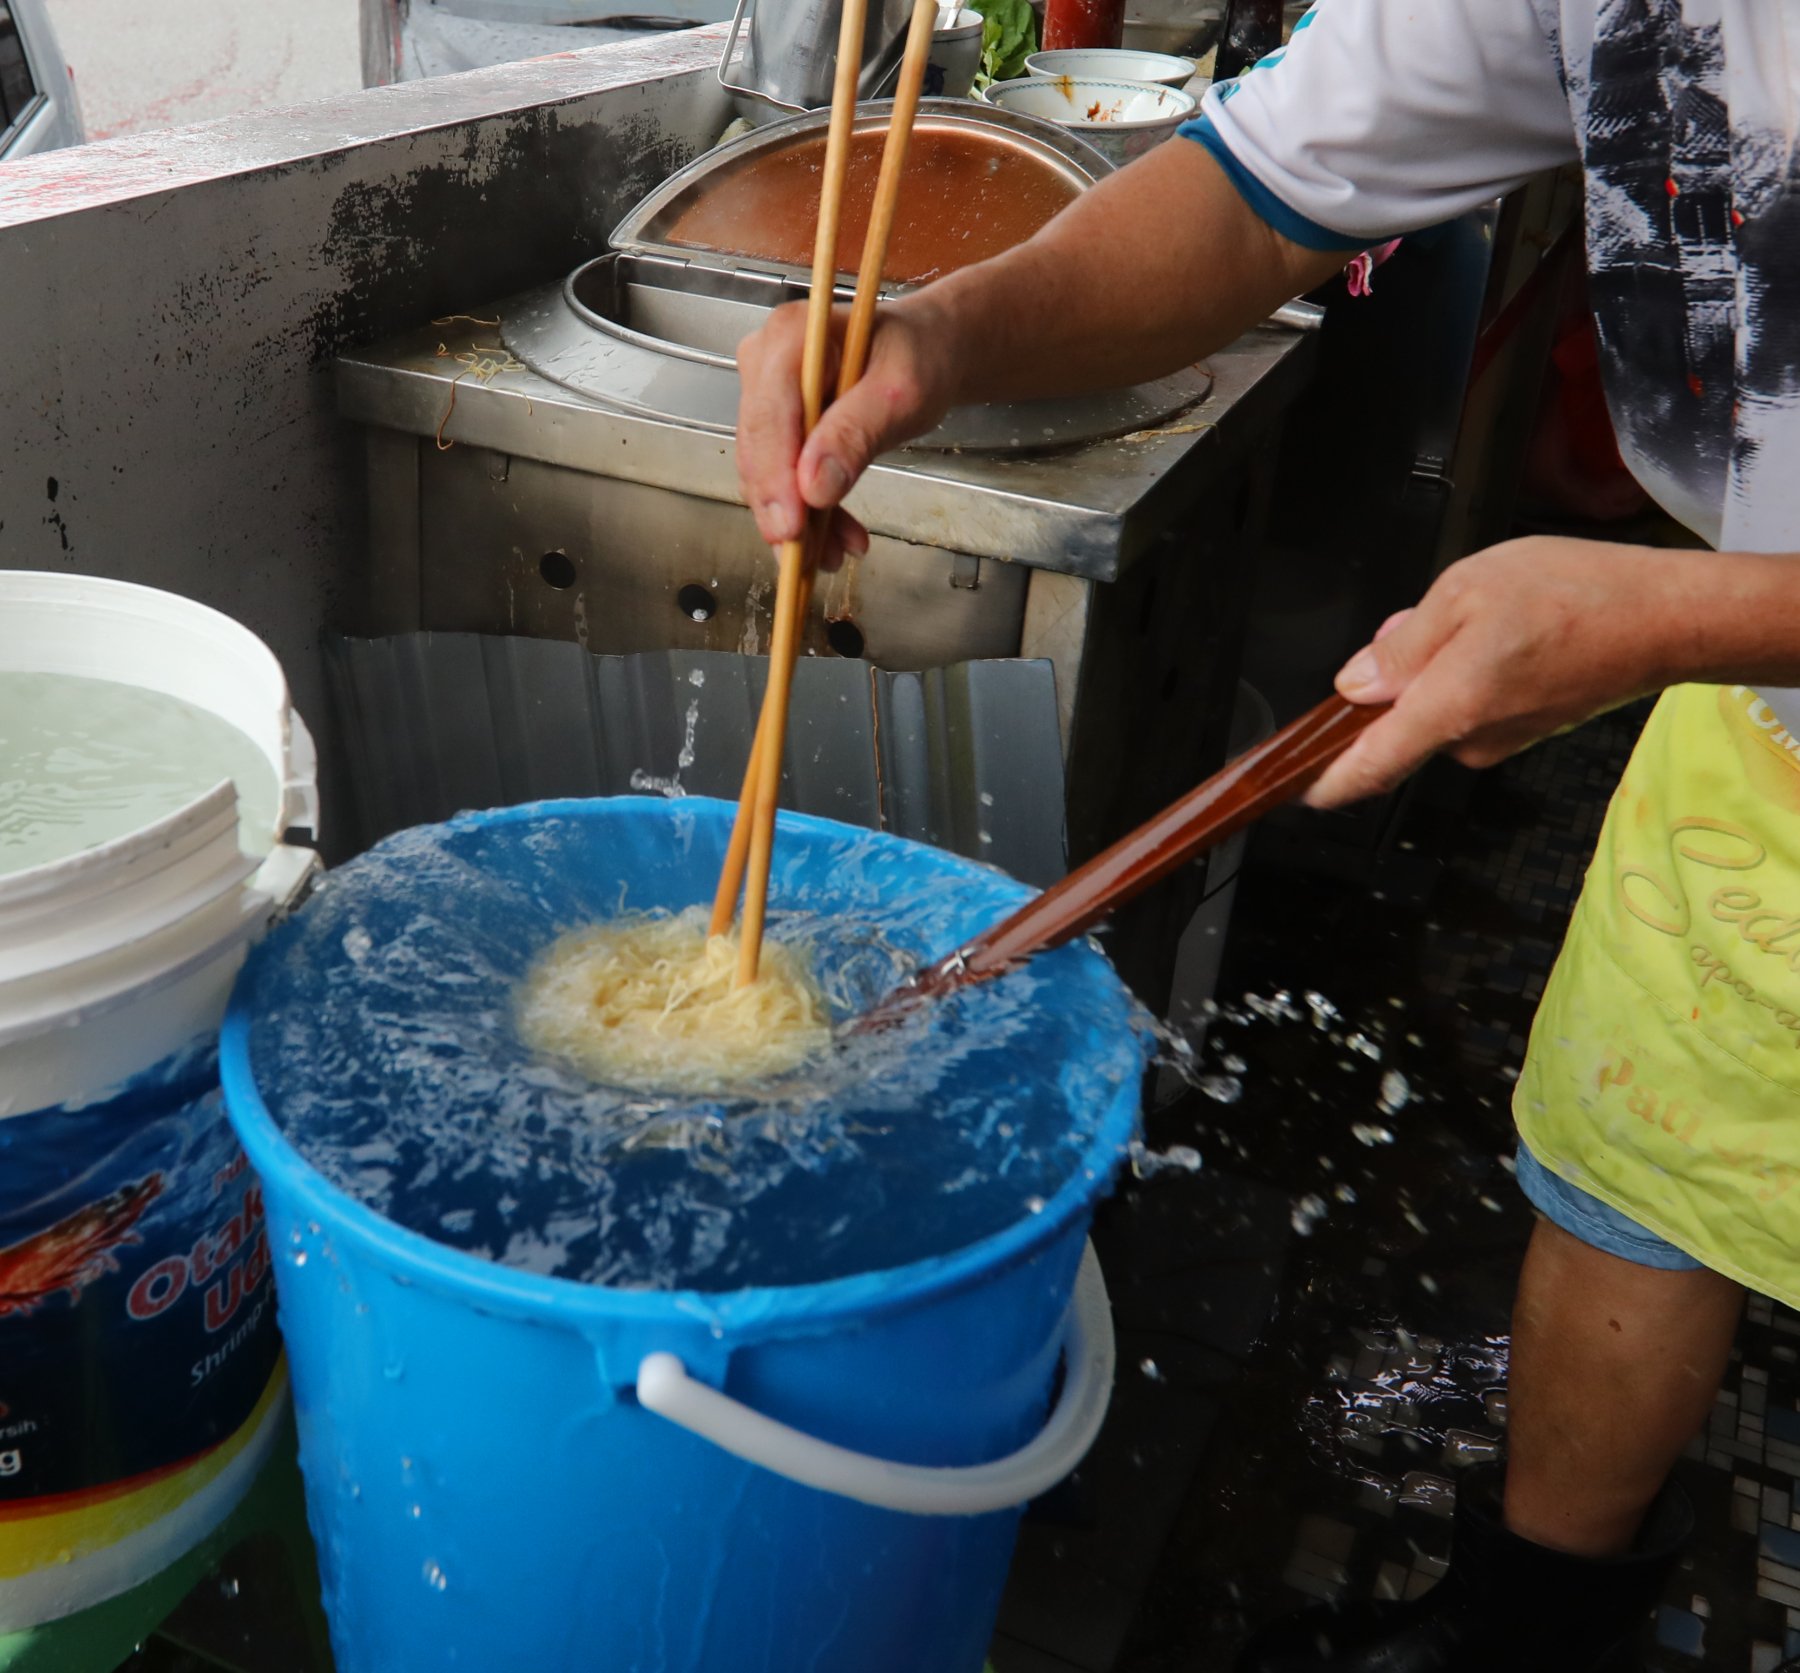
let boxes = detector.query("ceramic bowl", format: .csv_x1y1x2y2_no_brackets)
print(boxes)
1024,46,1198,89
979,75,1198,165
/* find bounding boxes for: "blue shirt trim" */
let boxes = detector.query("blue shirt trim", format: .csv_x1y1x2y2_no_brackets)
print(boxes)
1179,113,1370,254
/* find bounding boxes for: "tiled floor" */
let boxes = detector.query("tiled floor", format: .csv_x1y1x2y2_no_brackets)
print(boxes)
1000,699,1800,1672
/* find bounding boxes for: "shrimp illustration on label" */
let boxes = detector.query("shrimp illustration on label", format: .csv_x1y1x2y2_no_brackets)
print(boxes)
0,1176,165,1317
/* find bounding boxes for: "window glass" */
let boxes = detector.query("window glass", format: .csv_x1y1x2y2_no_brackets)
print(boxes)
0,6,38,133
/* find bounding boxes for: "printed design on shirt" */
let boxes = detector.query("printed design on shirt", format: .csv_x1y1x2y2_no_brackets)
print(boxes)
1568,0,1736,529
1548,0,1800,548
1612,802,1800,1046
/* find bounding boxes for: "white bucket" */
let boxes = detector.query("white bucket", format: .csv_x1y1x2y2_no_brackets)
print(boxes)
0,571,318,1629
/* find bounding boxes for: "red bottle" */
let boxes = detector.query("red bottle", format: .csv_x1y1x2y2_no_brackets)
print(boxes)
1041,0,1126,51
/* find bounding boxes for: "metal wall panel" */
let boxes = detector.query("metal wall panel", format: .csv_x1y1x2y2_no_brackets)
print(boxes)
327,634,1068,886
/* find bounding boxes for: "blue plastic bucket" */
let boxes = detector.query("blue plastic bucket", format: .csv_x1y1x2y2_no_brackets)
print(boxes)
220,798,1144,1673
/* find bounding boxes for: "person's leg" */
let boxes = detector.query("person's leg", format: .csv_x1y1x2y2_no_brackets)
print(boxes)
1238,1179,1731,1671
1503,1215,1743,1556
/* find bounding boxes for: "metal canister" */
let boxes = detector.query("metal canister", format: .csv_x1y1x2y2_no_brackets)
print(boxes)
718,0,921,112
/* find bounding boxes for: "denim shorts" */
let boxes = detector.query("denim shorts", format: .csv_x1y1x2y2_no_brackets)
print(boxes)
1514,1145,1704,1272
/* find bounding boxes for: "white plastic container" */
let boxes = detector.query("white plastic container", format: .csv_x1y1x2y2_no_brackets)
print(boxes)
928,6,984,98
0,571,318,1629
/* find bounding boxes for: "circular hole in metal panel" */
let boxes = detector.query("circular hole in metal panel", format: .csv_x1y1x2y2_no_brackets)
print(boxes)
826,618,866,659
678,583,718,623
540,551,577,589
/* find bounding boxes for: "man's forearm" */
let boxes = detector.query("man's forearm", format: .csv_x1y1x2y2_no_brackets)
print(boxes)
1659,550,1800,691
900,138,1347,408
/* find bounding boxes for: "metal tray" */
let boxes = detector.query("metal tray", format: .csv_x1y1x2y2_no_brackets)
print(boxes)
502,100,1211,450
611,100,1112,292
501,251,1211,450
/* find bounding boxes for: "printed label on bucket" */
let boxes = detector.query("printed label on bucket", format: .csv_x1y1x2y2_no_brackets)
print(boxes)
0,1049,281,1511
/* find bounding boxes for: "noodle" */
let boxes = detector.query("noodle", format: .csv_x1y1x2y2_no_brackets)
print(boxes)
515,907,832,1095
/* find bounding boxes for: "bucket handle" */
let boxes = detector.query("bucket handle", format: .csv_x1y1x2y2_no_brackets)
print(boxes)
636,1241,1115,1517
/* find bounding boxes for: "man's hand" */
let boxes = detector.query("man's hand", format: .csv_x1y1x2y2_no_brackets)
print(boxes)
1305,536,1698,808
733,140,1344,571
736,294,963,570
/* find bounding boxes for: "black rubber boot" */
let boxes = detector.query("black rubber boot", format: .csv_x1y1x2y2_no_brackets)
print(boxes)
1235,1469,1692,1673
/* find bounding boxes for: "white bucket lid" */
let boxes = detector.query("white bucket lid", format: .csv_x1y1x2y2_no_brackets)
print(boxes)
0,571,319,1058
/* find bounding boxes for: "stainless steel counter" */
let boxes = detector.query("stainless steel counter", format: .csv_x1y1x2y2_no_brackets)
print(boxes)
339,310,1313,584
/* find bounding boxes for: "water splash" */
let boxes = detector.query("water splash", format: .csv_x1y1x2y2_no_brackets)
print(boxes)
245,817,1146,1294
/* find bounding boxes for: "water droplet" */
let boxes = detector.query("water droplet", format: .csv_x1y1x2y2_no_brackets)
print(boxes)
1379,1070,1412,1113
1197,1073,1242,1104
220,1576,240,1599
1398,1471,1455,1516
423,1560,448,1591
1024,1195,1046,1215
1351,1123,1395,1147
1444,1429,1501,1466
409,1503,422,1519
292,1251,307,1267
1139,1358,1163,1381
1290,1194,1328,1236
1346,1032,1382,1061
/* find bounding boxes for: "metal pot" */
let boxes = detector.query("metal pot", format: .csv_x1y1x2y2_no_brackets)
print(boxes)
718,0,920,112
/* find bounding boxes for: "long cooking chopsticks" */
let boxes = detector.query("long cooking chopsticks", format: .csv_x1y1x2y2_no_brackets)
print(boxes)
714,0,942,985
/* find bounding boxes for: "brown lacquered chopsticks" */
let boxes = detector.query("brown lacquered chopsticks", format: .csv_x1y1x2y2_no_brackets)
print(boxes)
713,0,942,984
851,693,1388,1030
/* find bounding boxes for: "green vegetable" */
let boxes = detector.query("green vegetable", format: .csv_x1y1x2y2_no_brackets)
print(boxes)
966,0,1038,89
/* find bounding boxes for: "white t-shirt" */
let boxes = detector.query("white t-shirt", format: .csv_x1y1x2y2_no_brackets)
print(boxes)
1188,1,1800,561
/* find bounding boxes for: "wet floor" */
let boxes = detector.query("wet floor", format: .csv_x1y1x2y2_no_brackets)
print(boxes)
995,698,1800,1673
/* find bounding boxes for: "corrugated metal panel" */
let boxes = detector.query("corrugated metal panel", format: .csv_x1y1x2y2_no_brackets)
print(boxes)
326,634,1067,888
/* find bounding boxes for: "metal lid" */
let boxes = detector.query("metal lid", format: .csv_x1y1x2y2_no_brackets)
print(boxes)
610,100,1114,292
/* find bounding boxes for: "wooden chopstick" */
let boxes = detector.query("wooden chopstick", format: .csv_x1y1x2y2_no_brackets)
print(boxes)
725,0,870,984
716,0,942,981
838,0,939,393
